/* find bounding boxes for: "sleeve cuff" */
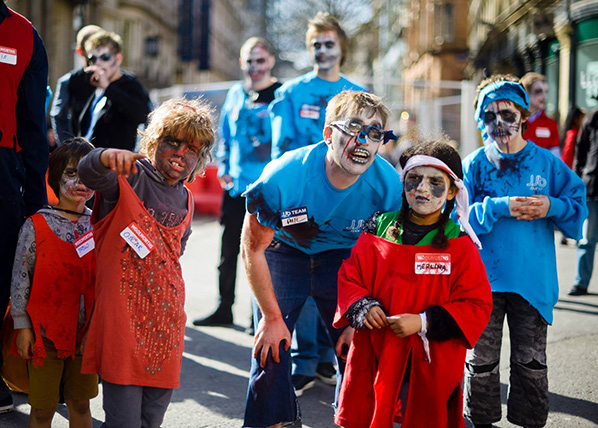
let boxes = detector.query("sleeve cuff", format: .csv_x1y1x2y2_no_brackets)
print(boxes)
12,314,33,330
491,196,511,217
547,196,566,218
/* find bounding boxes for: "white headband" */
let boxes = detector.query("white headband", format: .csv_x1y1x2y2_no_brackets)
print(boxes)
401,155,482,249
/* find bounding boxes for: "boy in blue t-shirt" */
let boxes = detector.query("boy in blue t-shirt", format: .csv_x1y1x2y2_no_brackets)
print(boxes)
241,90,401,428
462,75,587,428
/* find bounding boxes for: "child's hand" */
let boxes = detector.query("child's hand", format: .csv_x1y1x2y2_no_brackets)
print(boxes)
335,327,354,362
100,149,147,178
364,306,388,329
509,196,551,220
387,314,421,338
16,328,35,360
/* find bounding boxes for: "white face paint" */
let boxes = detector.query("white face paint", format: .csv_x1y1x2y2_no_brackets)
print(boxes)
528,80,548,112
404,166,451,219
326,112,383,179
483,100,523,149
309,31,341,71
87,46,121,81
59,162,94,205
240,46,274,85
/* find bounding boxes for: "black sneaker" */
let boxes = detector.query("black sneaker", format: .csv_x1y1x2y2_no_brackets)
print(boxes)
315,362,337,385
192,310,233,326
291,375,316,397
0,378,13,414
568,286,589,296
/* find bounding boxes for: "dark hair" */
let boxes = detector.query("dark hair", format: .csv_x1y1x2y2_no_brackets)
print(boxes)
560,107,584,147
48,137,95,197
390,140,462,249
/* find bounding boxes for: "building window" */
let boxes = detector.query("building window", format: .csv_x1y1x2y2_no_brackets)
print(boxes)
434,3,455,44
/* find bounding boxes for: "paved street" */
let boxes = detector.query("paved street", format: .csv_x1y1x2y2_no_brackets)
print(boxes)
2,216,597,427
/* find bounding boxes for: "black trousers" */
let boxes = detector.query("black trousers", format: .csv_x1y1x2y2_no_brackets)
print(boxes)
217,192,247,313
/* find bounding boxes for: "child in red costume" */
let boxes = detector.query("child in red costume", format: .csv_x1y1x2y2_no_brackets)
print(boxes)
334,141,492,428
11,138,97,428
78,98,215,427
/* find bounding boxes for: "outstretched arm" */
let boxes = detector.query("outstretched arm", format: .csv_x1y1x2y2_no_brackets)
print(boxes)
241,213,291,367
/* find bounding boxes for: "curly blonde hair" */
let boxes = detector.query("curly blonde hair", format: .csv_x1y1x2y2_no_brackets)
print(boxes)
139,97,215,182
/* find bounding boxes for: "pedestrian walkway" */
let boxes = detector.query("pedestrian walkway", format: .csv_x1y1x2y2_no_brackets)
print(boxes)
1,220,597,427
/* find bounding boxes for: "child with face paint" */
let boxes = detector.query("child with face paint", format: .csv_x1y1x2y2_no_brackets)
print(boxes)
462,75,588,428
10,137,98,427
77,98,215,427
333,140,492,428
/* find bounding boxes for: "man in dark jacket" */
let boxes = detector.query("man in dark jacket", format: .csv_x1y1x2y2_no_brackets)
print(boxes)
571,107,598,295
79,30,151,151
50,24,102,146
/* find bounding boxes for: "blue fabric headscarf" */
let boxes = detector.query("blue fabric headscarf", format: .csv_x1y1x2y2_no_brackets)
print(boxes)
474,80,530,140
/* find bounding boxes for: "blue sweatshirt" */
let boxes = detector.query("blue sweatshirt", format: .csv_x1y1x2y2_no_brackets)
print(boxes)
269,71,366,159
462,142,587,323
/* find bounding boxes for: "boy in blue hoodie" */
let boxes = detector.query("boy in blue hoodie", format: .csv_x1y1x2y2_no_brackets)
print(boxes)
461,75,587,428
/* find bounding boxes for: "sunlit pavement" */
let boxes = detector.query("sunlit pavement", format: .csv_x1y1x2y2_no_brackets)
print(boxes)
2,218,597,427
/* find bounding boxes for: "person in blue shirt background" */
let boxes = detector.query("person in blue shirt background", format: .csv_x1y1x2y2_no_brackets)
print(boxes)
241,90,401,428
461,75,587,428
269,11,367,159
193,37,281,328
269,11,368,394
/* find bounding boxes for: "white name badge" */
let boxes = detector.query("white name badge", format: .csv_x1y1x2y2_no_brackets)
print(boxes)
73,231,95,258
120,222,154,259
415,253,451,275
535,127,551,139
280,206,308,227
0,46,17,65
300,104,320,120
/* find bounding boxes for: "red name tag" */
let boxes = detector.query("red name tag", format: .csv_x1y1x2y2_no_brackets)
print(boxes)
120,222,154,259
415,253,451,275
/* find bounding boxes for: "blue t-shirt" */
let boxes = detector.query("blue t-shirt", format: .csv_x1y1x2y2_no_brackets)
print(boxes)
244,142,402,255
269,71,367,159
462,142,587,323
218,82,281,198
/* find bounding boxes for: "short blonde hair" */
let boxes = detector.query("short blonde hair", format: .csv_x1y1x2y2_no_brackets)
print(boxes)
325,91,390,128
240,37,275,58
85,30,123,55
139,98,215,182
305,12,348,66
520,72,547,93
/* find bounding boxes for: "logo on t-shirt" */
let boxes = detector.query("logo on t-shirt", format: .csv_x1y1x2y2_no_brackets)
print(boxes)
526,174,547,191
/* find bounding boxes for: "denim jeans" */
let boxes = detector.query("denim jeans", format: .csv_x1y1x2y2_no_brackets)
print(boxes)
291,296,335,377
243,241,350,428
574,200,598,291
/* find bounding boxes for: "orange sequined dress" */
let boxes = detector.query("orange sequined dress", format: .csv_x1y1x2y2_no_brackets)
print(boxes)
82,176,192,388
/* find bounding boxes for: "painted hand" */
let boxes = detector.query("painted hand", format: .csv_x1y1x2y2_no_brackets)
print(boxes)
253,316,291,367
100,149,147,178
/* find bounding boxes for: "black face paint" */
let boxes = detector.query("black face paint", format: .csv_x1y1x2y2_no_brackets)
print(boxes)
405,174,447,197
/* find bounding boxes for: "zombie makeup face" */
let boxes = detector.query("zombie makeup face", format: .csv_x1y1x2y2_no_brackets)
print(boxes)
240,46,274,85
404,166,452,222
59,163,94,206
483,100,523,149
87,46,121,81
153,135,201,185
309,31,341,71
326,112,383,179
528,80,548,112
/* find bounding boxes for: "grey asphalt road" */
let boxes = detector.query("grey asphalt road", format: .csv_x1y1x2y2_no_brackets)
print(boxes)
1,217,597,427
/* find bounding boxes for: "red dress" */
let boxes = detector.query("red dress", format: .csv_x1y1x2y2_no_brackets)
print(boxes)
82,176,192,388
25,214,95,368
334,233,492,428
560,127,580,168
